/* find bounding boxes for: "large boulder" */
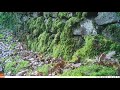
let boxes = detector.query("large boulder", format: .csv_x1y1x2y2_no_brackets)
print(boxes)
73,19,97,36
95,12,120,25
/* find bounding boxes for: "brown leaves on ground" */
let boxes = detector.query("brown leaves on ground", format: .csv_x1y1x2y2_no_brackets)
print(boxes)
48,59,66,76
47,58,82,76
31,71,44,76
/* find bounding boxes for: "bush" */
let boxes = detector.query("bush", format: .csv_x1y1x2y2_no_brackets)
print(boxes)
4,60,29,75
62,64,117,76
72,35,120,61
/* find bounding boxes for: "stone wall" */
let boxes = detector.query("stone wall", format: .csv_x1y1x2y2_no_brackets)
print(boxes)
20,12,120,61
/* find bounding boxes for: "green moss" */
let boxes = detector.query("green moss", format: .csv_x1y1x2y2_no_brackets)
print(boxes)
116,12,120,17
47,32,61,53
62,64,117,76
82,12,88,19
51,18,65,33
110,42,120,52
45,17,53,31
52,43,74,60
4,60,29,75
4,61,17,74
52,44,61,58
25,12,120,62
0,33,4,39
37,31,51,53
30,40,38,51
33,29,39,37
7,36,12,42
43,12,53,18
15,61,29,74
65,17,80,28
37,64,52,75
27,16,45,36
75,12,83,19
58,12,72,19
50,16,83,60
51,26,82,60
72,35,120,61
72,35,95,61
104,24,120,42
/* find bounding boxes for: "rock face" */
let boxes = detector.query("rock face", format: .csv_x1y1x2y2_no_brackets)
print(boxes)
78,12,120,43
73,19,97,36
95,12,120,25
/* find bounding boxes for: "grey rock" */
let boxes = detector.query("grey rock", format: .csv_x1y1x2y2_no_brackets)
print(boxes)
72,63,81,68
105,51,116,60
16,69,28,76
22,16,29,22
73,27,83,35
6,71,11,76
0,65,3,71
52,12,58,18
73,19,97,36
32,62,39,66
32,12,38,18
28,58,34,61
95,12,120,25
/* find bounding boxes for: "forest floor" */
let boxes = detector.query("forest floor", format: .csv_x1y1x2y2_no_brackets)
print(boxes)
0,29,119,76
0,29,82,76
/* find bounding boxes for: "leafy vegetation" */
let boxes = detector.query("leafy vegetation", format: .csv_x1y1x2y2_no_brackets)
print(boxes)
0,12,120,76
4,59,29,75
0,33,4,39
72,35,120,62
37,64,52,76
62,64,117,76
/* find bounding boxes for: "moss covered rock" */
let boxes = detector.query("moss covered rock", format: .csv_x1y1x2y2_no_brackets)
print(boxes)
103,24,120,43
72,35,120,61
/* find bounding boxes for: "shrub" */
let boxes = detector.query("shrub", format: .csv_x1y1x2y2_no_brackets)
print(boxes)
72,35,120,61
62,64,117,76
4,60,29,75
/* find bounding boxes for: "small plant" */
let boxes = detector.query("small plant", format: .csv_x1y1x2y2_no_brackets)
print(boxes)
0,34,4,39
15,61,29,74
37,64,52,76
4,61,17,75
4,60,29,75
